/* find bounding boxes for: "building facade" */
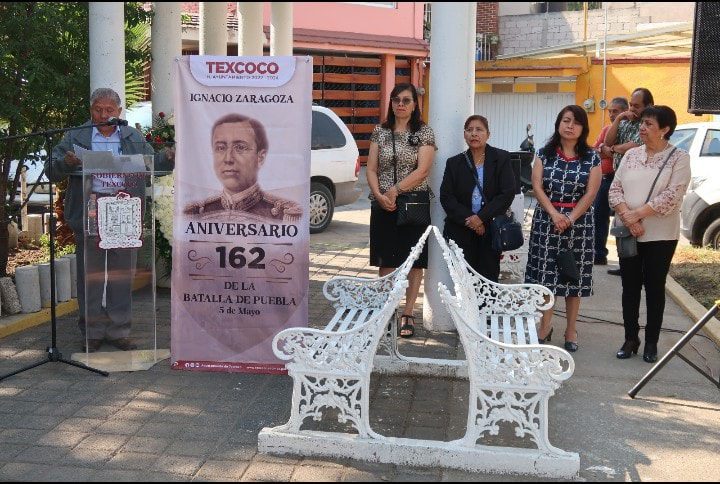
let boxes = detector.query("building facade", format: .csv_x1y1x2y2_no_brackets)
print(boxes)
178,2,429,164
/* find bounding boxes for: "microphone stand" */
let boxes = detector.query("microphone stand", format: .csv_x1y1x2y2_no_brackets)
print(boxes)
0,120,126,381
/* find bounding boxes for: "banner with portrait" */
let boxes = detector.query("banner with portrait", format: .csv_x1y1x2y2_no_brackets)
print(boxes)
171,56,311,373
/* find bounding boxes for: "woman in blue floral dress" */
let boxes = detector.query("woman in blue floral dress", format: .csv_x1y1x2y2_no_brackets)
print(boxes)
524,105,601,352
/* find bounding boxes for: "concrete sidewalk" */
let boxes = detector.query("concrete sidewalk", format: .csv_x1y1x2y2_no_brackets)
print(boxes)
1,191,719,481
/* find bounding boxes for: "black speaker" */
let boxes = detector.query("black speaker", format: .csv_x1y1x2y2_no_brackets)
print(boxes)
689,2,720,115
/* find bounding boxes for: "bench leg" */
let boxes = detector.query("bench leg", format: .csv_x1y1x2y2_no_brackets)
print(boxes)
461,387,570,457
277,372,380,439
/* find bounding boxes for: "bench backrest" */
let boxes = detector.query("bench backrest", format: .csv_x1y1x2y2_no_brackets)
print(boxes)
323,225,433,311
432,228,553,318
438,280,574,389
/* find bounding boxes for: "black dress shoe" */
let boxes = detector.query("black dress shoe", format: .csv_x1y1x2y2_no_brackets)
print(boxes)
594,256,608,265
616,339,640,359
643,343,658,363
82,339,103,353
607,268,621,276
108,338,138,351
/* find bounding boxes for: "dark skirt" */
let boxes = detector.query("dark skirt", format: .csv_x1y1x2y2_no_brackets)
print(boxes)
370,203,429,269
524,206,595,297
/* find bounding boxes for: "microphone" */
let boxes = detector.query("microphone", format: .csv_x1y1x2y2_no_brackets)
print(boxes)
104,117,129,126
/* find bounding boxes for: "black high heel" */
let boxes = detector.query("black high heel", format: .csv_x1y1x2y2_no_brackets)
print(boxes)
538,327,553,344
616,339,640,359
643,343,658,363
564,331,578,352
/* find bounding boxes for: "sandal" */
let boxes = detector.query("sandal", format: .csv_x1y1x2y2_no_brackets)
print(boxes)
399,314,415,338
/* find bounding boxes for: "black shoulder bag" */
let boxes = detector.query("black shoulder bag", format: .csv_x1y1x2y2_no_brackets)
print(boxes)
463,151,523,252
556,235,581,284
609,146,677,258
393,130,431,227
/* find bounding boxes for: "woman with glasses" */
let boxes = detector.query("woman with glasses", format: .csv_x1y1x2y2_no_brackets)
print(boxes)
609,105,691,363
367,83,436,338
524,105,601,353
439,115,516,281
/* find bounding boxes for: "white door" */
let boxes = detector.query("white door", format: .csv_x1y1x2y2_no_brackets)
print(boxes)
474,92,576,152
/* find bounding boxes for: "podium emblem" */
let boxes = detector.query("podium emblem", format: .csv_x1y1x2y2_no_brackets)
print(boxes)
97,191,143,249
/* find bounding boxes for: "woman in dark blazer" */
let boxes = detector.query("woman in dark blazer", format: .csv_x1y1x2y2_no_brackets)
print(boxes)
440,115,517,282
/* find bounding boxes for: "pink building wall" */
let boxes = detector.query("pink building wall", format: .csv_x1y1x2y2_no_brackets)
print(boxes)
262,2,425,39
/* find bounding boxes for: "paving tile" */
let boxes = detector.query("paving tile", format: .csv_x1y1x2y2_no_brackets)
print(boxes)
106,451,159,470
14,445,70,464
0,428,46,445
290,464,345,481
165,439,218,457
95,420,143,435
10,414,65,431
0,462,52,481
76,434,130,452
122,435,171,454
195,460,250,480
53,418,105,433
152,454,204,476
73,405,122,419
87,469,144,481
37,430,89,448
135,421,183,439
37,464,96,482
0,443,27,462
32,403,83,418
240,461,295,482
211,442,257,461
63,448,112,468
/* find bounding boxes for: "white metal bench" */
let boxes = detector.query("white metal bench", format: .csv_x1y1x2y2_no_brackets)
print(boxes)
259,226,578,478
437,231,578,476
264,226,432,438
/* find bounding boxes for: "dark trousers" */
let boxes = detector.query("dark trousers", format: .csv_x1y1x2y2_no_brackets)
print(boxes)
453,231,501,282
75,231,136,340
593,174,614,260
619,240,677,345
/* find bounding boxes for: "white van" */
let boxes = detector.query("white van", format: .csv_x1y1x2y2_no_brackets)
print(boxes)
673,122,720,249
126,103,361,233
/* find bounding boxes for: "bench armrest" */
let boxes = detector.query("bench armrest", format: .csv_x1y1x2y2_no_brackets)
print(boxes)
272,326,375,370
322,273,397,311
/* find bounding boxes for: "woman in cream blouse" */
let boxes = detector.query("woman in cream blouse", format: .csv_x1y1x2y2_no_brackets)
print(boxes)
609,105,691,363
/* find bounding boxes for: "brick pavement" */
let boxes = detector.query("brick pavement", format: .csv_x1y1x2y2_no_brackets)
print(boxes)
1,208,719,481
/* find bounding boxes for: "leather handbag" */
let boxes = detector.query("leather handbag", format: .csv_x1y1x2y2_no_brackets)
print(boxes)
392,130,431,227
610,223,638,258
462,151,524,252
396,191,431,226
491,211,524,252
610,146,677,259
556,236,580,284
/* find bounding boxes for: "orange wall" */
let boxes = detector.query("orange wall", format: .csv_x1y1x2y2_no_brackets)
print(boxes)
576,62,713,141
262,2,424,39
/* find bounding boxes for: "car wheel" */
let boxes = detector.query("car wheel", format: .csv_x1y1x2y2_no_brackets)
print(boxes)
701,218,720,250
309,182,334,234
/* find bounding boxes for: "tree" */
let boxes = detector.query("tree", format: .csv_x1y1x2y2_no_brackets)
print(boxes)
0,2,152,276
0,2,90,276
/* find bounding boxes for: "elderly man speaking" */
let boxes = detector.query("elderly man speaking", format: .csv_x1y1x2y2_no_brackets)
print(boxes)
44,87,174,353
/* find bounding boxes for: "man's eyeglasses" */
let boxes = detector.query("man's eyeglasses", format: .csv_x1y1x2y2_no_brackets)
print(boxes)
214,143,257,155
391,96,414,106
464,127,486,134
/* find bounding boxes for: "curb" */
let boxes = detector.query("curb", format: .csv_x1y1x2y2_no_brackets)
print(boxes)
666,275,720,347
0,299,79,340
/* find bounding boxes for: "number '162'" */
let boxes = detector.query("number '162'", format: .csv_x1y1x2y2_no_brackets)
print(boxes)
215,246,265,269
